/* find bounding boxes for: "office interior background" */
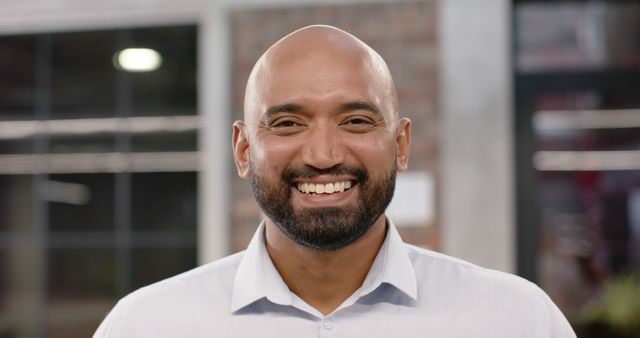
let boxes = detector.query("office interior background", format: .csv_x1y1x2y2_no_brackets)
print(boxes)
0,0,639,337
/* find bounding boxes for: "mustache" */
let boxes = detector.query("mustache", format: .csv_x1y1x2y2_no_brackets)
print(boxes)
283,164,368,183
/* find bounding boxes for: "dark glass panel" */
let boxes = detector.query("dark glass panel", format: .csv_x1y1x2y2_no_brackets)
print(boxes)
534,90,640,152
131,246,196,289
535,90,640,112
49,321,105,338
49,133,115,154
537,127,640,152
129,26,197,116
0,249,5,322
131,172,197,231
516,2,640,72
131,130,197,152
0,247,42,338
48,174,114,232
0,175,34,233
47,248,116,338
0,139,33,154
0,35,36,121
533,90,640,324
50,31,117,119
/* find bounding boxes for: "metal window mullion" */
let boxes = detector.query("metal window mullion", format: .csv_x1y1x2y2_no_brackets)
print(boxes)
114,30,133,298
33,33,52,338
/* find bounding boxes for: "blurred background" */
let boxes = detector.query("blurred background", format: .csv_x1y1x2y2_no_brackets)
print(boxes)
0,0,639,337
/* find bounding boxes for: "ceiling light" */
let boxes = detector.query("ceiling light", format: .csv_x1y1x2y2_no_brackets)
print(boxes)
113,48,162,72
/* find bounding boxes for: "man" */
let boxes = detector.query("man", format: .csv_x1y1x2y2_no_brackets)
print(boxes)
94,25,576,337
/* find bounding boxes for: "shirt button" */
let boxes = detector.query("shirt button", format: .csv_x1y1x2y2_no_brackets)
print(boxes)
323,319,333,330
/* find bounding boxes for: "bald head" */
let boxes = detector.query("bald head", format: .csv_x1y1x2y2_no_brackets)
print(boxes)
243,25,399,129
231,26,412,251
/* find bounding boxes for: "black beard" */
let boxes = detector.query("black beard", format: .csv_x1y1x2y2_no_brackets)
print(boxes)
250,163,396,251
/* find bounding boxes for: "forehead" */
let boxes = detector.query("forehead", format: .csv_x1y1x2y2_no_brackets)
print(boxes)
269,53,374,96
253,49,388,117
243,27,397,126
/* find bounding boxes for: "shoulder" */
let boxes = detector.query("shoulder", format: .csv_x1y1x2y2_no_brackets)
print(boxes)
94,251,245,337
404,244,552,310
405,243,537,292
124,250,244,304
406,243,554,304
404,244,576,337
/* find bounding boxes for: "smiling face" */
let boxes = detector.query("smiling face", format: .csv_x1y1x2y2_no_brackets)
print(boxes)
233,26,411,251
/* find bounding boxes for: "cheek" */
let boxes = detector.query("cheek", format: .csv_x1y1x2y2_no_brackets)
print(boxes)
343,134,396,168
251,137,300,172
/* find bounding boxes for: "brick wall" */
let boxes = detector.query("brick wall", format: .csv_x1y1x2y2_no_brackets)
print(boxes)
230,1,440,251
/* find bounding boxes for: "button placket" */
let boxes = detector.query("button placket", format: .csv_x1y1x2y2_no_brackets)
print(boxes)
319,318,336,338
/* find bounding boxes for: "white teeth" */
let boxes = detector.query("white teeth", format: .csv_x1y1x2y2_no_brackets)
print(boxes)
296,181,353,194
326,183,334,193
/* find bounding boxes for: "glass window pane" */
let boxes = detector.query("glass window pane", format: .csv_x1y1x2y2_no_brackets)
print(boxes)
131,172,197,231
131,247,196,289
0,139,33,155
533,90,640,324
517,3,640,72
131,130,197,153
50,31,117,119
534,90,640,153
0,35,36,121
129,26,197,116
49,134,115,154
47,174,115,232
47,248,116,338
0,247,42,338
0,175,34,233
0,24,199,338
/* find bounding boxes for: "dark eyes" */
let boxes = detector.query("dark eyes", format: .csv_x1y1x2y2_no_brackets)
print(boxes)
341,117,377,133
268,119,305,135
344,117,373,125
271,120,301,128
267,116,376,134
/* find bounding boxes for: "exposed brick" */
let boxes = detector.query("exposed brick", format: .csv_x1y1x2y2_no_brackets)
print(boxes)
230,1,440,251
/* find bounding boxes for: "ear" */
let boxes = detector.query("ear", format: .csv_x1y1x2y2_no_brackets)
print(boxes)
395,117,411,172
232,120,252,178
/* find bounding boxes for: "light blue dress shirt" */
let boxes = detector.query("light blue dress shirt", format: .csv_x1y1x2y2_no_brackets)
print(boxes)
94,220,576,338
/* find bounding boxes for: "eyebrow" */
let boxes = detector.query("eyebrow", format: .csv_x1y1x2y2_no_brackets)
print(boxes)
341,101,381,116
263,103,304,119
262,101,382,121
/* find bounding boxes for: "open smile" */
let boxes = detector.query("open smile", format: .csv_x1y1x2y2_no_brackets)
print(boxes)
290,178,358,207
295,180,354,194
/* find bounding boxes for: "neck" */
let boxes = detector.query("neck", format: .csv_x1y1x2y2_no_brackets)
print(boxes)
264,217,387,315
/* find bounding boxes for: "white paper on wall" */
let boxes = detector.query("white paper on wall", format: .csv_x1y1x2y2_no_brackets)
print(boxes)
387,170,434,227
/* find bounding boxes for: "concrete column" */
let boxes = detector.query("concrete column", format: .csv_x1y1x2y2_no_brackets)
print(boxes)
198,4,231,263
439,0,515,272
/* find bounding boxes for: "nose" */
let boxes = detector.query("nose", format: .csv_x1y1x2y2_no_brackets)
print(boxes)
300,123,345,170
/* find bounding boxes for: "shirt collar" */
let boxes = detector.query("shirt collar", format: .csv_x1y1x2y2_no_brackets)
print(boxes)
230,218,417,313
361,219,417,301
231,221,292,312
